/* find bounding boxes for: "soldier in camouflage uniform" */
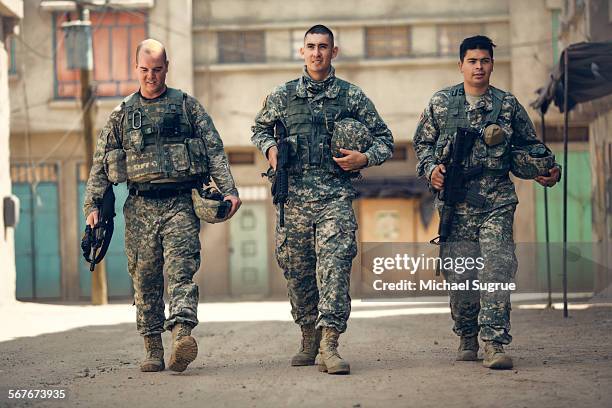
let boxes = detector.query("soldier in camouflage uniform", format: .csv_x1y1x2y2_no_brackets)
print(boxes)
413,36,560,369
251,25,393,375
84,39,241,373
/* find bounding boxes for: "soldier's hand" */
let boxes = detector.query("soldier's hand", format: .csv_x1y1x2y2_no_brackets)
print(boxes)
224,195,242,219
333,148,368,171
535,166,561,187
430,164,446,190
86,210,99,228
267,146,278,170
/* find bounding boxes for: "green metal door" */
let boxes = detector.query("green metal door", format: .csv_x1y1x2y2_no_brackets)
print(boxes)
229,202,269,297
12,164,62,300
78,180,132,298
13,183,33,299
535,151,593,291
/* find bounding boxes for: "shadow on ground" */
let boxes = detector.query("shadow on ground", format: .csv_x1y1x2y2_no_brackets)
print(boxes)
1,307,611,408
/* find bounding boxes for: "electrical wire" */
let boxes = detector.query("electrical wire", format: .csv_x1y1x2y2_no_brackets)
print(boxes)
16,3,111,192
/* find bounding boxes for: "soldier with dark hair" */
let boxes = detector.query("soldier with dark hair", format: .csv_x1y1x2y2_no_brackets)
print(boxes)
84,39,241,373
252,25,393,374
413,35,560,369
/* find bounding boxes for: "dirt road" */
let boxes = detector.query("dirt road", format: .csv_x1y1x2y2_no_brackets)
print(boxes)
1,303,611,408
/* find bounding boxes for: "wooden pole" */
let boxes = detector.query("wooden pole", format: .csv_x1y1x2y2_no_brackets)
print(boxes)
77,1,107,305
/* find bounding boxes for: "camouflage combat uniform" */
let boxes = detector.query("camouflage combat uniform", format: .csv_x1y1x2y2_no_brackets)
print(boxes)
84,88,238,337
251,67,393,333
413,83,556,344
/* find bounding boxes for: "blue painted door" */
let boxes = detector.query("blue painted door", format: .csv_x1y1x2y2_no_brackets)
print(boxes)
78,181,132,298
13,180,62,300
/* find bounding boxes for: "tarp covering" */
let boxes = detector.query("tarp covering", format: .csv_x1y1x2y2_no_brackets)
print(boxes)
531,41,612,113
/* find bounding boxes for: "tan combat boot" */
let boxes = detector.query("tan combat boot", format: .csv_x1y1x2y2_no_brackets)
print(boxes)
291,324,322,366
140,334,165,372
456,335,479,361
483,341,513,369
317,327,350,375
168,323,198,372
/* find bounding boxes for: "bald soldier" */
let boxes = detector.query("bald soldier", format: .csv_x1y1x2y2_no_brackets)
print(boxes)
83,39,241,372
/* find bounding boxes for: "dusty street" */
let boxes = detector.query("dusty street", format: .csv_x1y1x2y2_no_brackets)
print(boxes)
0,301,611,408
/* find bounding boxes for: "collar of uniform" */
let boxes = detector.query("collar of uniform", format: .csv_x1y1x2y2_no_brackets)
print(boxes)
296,66,339,99
138,87,168,103
465,87,493,112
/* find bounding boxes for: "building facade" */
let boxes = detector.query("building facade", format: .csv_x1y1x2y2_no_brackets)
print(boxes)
0,0,22,306
555,0,612,296
8,0,583,301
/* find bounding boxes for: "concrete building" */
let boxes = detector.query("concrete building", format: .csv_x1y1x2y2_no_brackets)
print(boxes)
8,0,582,301
553,0,612,295
0,0,22,306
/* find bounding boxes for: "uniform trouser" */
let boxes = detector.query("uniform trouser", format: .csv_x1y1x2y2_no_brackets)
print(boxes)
275,196,358,333
442,204,517,344
124,193,201,337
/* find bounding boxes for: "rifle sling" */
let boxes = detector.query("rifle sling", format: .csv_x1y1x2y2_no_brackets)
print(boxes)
93,220,114,264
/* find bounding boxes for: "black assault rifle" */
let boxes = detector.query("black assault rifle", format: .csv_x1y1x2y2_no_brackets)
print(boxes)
81,185,116,272
431,128,485,275
271,120,290,227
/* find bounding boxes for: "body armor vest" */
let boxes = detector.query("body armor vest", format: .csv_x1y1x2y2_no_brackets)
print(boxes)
439,83,510,174
121,88,209,183
284,78,351,175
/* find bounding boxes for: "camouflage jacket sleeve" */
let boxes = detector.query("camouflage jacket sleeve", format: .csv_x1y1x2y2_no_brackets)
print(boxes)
82,108,123,217
413,91,447,181
186,96,239,197
347,86,394,167
251,85,288,157
507,95,540,146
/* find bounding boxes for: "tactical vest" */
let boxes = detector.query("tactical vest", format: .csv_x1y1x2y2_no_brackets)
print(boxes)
121,88,210,183
284,78,351,174
439,83,510,174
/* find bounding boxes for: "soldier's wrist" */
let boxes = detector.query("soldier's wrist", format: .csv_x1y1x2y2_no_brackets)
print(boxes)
553,163,562,181
263,142,278,159
362,151,372,168
83,206,97,218
223,189,239,198
426,164,437,182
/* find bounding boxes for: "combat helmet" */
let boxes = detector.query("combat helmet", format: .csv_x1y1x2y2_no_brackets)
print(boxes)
191,186,232,223
510,144,555,179
331,118,373,158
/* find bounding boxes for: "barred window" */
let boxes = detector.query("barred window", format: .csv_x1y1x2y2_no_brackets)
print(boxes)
291,29,305,60
218,31,265,63
228,151,256,165
11,163,59,183
54,9,148,98
365,26,411,59
437,24,485,57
